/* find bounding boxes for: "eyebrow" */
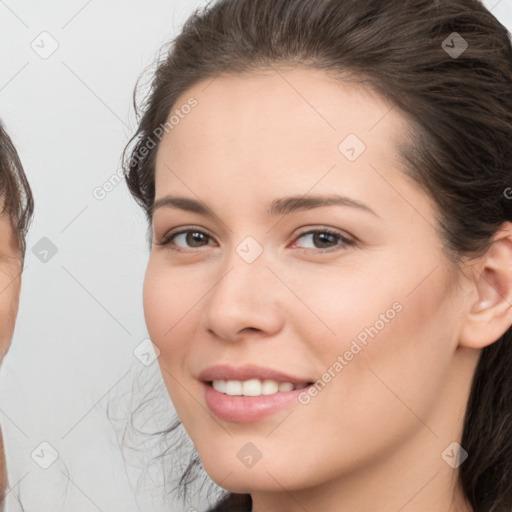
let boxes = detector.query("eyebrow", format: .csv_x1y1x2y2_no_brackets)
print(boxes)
150,193,379,218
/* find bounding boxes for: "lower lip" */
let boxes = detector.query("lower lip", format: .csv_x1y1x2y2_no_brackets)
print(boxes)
203,382,310,423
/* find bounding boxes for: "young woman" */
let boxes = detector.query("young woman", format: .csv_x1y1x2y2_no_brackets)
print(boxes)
0,121,34,510
123,1,512,510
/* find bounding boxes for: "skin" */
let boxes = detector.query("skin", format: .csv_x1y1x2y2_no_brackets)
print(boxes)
143,66,512,512
0,213,23,509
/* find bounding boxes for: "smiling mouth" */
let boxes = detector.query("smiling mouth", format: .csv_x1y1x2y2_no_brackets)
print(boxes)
206,378,314,397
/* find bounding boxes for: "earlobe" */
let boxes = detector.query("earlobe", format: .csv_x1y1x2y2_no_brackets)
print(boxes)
459,222,512,349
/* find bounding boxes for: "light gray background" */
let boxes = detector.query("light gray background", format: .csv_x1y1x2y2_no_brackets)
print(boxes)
1,1,511,511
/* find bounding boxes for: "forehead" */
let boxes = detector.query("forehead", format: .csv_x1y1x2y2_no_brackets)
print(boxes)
154,67,412,208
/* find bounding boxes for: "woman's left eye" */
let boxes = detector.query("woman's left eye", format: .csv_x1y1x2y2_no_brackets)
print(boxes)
156,227,355,253
291,229,355,252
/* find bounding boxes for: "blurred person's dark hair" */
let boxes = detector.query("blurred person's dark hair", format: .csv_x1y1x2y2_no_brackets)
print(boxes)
0,120,34,258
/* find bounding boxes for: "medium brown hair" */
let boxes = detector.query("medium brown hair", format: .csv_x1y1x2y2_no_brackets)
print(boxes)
123,1,512,510
0,121,34,257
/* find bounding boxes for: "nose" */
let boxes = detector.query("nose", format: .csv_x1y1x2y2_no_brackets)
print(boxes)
201,247,285,343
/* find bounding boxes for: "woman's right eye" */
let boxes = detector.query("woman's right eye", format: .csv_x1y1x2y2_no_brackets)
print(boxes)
157,228,215,252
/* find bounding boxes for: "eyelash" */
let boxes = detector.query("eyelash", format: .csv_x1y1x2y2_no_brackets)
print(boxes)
156,226,356,254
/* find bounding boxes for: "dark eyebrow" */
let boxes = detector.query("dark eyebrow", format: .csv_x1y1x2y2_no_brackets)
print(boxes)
268,194,378,217
150,193,378,218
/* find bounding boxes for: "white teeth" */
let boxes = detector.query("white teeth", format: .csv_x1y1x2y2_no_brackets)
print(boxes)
278,382,294,392
212,379,306,396
242,379,261,396
261,379,279,395
225,380,242,396
213,379,226,393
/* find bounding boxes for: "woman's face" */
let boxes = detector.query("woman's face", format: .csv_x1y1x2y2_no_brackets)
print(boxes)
0,213,22,498
0,214,21,360
144,67,476,496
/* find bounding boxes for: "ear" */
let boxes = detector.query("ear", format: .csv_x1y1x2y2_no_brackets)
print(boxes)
459,222,512,349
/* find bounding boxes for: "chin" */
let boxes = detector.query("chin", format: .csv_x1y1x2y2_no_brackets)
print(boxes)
198,448,306,494
204,466,282,494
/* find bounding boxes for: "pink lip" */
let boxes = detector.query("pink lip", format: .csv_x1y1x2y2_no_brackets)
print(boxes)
202,382,312,423
198,364,312,384
198,364,315,423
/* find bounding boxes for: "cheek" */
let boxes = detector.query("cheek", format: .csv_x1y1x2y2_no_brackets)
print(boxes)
296,245,454,361
295,255,458,415
143,262,191,410
0,282,20,359
143,261,175,349
277,260,405,361
312,264,458,435
142,259,199,362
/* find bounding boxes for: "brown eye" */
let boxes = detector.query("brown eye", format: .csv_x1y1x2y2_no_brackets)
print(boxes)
292,228,355,252
179,231,210,248
157,228,214,251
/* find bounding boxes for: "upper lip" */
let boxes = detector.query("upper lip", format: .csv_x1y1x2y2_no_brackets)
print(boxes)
198,364,313,384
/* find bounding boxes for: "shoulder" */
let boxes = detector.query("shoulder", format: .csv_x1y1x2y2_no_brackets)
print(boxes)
206,493,252,512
